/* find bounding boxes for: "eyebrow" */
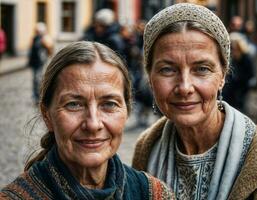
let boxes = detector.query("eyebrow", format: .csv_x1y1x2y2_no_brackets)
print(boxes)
99,94,123,101
59,93,84,103
192,60,215,66
60,93,123,101
153,59,177,66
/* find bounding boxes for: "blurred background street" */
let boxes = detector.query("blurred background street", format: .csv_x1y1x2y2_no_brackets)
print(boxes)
2,0,257,189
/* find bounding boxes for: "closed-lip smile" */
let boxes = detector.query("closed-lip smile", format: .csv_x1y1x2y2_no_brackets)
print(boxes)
75,138,109,149
171,101,199,110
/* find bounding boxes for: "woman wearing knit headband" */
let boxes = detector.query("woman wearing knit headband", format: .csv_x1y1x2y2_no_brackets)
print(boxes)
132,3,257,199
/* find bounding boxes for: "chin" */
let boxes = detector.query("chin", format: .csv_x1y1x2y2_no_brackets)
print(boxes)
173,115,202,127
79,153,110,168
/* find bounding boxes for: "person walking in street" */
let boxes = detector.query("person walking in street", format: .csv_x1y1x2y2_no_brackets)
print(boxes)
132,3,257,199
223,32,255,113
28,22,53,104
81,8,124,58
0,28,7,59
0,41,174,200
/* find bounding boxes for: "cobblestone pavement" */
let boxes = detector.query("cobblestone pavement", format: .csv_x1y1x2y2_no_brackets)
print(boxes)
0,68,157,188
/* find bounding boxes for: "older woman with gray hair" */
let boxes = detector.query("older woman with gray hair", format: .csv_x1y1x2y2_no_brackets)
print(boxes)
0,41,174,199
132,3,257,199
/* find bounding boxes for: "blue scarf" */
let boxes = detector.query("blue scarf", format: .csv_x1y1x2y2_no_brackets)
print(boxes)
27,146,149,200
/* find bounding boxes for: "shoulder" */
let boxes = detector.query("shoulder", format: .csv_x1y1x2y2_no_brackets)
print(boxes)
229,129,257,199
144,172,175,200
1,172,30,199
123,165,175,200
0,171,50,200
138,117,168,143
132,117,168,170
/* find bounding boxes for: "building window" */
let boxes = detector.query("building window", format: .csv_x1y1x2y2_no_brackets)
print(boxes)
61,2,76,32
37,2,46,23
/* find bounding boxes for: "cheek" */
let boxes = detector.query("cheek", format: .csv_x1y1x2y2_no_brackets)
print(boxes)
51,112,82,140
199,82,220,112
104,112,127,144
151,77,172,100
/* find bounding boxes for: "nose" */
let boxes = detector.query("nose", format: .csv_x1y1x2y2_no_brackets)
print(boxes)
174,72,194,96
81,106,103,133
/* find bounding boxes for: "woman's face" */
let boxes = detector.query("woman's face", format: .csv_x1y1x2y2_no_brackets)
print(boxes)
43,61,128,169
150,30,225,127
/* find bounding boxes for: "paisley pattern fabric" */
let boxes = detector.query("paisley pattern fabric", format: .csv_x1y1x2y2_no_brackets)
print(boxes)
174,143,217,200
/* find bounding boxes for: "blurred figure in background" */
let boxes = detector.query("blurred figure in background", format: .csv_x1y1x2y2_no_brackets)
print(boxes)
0,28,7,60
82,8,124,57
229,15,244,33
223,32,255,113
129,20,157,127
28,22,53,105
243,20,257,88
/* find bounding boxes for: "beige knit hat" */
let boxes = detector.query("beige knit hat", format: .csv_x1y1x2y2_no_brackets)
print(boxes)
144,3,230,73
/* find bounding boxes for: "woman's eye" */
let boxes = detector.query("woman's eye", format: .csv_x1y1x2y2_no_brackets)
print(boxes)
195,66,211,73
102,101,118,110
159,66,176,75
65,102,82,110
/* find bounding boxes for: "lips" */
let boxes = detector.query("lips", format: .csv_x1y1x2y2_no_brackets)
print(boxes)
75,138,109,149
171,101,199,110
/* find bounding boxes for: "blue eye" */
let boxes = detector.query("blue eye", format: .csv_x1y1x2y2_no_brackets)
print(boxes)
102,101,118,110
65,101,82,110
195,66,210,73
159,66,177,75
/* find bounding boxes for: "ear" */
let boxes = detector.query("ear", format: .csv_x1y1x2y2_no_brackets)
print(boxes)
147,75,153,90
219,75,226,90
41,104,53,132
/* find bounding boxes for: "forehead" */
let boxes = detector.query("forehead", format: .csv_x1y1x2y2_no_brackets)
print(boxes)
57,61,124,89
154,30,219,53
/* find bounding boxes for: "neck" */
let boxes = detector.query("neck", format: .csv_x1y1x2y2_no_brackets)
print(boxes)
58,152,108,189
79,164,108,189
176,109,225,155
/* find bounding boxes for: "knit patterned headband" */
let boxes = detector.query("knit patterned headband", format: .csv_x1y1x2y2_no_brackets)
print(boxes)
143,3,230,72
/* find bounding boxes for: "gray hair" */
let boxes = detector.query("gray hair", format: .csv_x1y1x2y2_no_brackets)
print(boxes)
144,3,230,74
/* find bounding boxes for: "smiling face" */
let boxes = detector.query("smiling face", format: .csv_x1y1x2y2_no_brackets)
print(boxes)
43,60,128,169
150,30,225,127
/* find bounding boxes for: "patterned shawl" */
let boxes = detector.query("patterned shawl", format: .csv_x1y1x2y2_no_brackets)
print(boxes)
1,145,174,200
147,101,256,200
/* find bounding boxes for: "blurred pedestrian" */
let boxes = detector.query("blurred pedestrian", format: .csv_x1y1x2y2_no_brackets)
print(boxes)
0,28,7,59
223,32,255,113
243,20,257,88
28,22,53,105
229,15,244,33
81,9,124,57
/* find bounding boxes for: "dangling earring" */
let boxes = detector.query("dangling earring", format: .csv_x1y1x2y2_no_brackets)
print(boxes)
218,89,224,111
152,101,158,115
